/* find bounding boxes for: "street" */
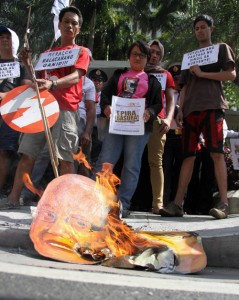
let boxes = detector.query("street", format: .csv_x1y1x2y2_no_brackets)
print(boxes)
0,248,239,300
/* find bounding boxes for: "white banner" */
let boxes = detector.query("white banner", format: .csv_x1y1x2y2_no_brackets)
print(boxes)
34,48,81,71
150,73,167,90
181,44,219,70
0,61,20,79
51,0,70,41
109,96,145,135
230,138,239,170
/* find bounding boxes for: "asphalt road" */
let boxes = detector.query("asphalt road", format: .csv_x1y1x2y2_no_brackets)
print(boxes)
0,248,239,300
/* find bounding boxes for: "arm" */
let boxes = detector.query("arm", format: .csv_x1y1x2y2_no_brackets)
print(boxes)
176,85,186,128
81,100,96,147
190,63,236,81
36,68,85,91
163,86,175,127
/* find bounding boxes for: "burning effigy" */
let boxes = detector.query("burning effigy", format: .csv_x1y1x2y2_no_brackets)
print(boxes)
28,162,207,274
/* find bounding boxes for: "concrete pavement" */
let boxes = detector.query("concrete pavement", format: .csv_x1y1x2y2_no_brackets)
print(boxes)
0,206,239,269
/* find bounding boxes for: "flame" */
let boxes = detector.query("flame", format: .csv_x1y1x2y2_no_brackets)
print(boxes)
30,162,207,274
96,163,121,194
23,173,44,197
72,147,91,170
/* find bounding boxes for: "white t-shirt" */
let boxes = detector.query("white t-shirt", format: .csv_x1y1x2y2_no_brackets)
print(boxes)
78,77,96,122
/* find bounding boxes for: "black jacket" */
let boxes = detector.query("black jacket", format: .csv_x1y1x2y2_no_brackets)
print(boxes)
100,68,162,130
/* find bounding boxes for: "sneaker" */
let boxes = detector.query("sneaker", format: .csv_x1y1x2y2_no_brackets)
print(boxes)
209,202,229,219
159,202,184,217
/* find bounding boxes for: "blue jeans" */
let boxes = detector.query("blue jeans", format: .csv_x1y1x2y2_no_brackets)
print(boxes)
94,129,151,210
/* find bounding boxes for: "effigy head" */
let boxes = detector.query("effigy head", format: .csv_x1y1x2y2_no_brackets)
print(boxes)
30,174,117,263
30,173,207,274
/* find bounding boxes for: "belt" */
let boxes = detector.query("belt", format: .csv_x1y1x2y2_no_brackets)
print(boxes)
167,129,182,136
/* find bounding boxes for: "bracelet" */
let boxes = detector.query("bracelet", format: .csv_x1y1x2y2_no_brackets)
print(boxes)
50,80,57,91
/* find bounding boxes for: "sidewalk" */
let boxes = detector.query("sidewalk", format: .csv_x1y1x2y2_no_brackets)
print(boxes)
0,206,239,269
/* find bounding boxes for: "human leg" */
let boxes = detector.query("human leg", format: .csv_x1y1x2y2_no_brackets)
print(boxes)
52,110,79,175
118,131,151,211
21,144,50,201
93,130,124,175
147,120,166,212
160,113,200,217
202,110,228,219
0,131,46,208
0,120,20,194
0,150,11,192
5,154,35,206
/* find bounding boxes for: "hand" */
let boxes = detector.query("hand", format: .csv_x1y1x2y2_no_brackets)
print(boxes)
143,109,151,123
34,79,52,91
104,105,112,119
18,48,32,66
158,118,170,133
190,65,203,77
81,131,91,147
176,109,183,128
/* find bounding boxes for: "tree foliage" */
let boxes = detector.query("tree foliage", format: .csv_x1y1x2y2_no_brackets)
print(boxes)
0,0,238,105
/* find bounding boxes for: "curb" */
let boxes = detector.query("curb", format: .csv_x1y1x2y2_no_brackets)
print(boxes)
0,209,239,269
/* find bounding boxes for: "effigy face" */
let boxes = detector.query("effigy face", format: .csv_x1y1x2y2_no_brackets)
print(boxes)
30,174,115,264
30,174,207,274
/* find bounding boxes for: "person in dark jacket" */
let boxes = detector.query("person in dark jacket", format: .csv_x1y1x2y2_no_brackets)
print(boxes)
94,40,162,217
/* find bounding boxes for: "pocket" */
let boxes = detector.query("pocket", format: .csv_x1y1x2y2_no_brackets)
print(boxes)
60,122,79,153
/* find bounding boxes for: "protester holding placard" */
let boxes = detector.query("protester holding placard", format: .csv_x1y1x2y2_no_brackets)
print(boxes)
0,6,90,209
145,40,175,214
159,14,236,219
0,26,31,199
93,40,162,218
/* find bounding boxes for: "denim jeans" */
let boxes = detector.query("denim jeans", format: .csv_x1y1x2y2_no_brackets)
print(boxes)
94,127,151,210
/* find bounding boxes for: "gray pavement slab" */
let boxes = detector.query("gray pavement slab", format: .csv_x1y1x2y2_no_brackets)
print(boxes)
0,206,239,269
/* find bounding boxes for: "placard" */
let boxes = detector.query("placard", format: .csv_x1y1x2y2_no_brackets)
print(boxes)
0,85,59,133
181,44,219,70
230,138,239,170
150,73,167,90
0,61,20,79
34,48,81,71
109,96,145,135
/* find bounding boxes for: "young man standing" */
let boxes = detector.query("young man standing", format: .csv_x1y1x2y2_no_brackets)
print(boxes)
145,40,175,214
159,15,236,219
0,6,90,208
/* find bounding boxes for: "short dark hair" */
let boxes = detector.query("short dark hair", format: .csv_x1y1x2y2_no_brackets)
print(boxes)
193,15,214,28
59,6,83,27
127,40,151,61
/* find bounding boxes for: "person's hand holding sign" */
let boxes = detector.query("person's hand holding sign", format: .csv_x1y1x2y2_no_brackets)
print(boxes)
190,65,203,77
104,105,112,119
143,109,151,123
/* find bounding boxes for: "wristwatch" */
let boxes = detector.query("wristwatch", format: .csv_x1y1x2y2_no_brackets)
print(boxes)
50,80,57,91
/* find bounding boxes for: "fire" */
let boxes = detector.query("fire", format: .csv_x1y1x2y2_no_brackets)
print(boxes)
23,173,44,197
72,147,91,170
28,153,207,274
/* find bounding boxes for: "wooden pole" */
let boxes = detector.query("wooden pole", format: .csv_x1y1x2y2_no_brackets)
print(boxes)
25,6,59,178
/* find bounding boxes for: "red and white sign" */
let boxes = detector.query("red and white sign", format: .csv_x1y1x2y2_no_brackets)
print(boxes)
0,85,59,133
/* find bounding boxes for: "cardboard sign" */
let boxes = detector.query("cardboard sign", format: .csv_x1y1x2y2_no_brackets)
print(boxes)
230,138,239,170
181,44,219,70
0,85,59,133
34,48,81,71
150,73,167,90
109,96,145,135
0,61,20,79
